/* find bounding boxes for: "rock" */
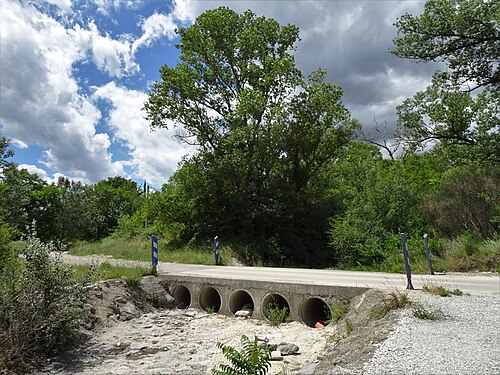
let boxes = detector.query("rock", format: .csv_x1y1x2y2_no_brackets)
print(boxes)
235,309,252,318
277,343,299,356
139,276,175,308
120,302,141,320
114,296,128,304
129,342,148,351
270,350,283,361
109,303,121,314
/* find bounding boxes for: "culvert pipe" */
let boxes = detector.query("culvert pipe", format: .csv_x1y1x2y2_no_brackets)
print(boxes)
300,297,329,327
172,284,191,309
198,286,222,313
262,293,290,323
229,290,254,316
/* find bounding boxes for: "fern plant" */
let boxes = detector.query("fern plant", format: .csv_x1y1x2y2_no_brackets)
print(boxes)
212,335,272,375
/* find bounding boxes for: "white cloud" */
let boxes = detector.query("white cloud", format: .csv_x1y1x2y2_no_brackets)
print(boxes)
170,0,440,133
91,0,143,15
86,21,139,78
42,0,73,12
93,82,194,187
132,13,177,54
18,164,49,180
0,0,124,182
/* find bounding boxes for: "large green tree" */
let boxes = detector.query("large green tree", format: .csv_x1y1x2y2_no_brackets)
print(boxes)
392,0,500,91
396,76,500,163
144,8,358,263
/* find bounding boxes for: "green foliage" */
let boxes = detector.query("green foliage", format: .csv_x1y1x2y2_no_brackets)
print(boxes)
0,226,90,372
423,167,500,239
0,217,14,272
392,0,499,91
212,335,271,375
412,303,443,320
328,148,437,267
144,7,358,264
396,77,499,163
264,301,291,326
422,283,463,297
326,301,350,324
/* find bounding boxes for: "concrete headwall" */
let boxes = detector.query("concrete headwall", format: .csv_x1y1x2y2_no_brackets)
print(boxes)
159,274,369,326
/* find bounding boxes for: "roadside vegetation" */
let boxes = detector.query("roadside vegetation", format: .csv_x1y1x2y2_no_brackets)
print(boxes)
1,0,498,276
0,227,91,374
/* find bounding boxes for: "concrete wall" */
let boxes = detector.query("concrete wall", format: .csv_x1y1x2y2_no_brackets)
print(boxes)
159,274,369,326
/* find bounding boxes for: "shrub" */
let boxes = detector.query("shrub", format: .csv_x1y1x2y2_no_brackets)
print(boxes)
412,303,443,320
0,226,90,373
212,335,271,375
422,283,463,297
264,301,291,326
326,300,349,324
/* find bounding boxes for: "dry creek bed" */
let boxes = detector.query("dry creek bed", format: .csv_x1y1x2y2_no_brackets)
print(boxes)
36,276,500,375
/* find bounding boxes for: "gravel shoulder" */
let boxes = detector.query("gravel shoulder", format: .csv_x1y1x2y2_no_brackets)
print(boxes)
361,293,500,375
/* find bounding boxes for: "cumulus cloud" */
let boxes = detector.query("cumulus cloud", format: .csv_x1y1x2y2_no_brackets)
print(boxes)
132,13,177,54
93,82,193,187
0,0,124,182
86,21,139,78
171,0,442,135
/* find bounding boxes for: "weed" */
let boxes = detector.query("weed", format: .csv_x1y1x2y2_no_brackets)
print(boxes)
370,306,387,320
264,302,291,326
0,226,90,373
212,335,271,375
205,306,216,314
412,303,443,320
325,300,349,324
423,283,463,297
383,290,411,311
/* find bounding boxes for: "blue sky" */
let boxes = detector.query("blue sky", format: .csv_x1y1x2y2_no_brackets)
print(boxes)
0,0,439,188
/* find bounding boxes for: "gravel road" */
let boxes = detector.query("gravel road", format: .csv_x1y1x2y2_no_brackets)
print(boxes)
360,293,500,375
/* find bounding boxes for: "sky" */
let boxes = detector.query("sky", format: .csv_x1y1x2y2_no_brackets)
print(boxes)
0,0,441,188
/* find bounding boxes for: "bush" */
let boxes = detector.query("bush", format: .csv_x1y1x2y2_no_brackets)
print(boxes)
412,303,443,320
0,227,90,373
264,302,291,326
423,167,500,239
326,300,349,324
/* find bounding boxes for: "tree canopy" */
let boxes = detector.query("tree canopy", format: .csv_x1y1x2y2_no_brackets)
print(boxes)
392,0,500,91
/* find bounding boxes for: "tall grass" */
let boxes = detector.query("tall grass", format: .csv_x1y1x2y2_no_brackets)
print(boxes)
72,262,153,285
68,236,238,266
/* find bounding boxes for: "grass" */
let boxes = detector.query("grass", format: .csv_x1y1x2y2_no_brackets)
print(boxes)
383,289,411,311
412,303,443,320
326,300,349,324
72,262,154,285
68,236,238,266
422,283,463,297
263,302,292,326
